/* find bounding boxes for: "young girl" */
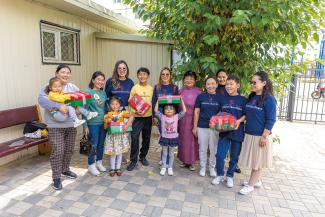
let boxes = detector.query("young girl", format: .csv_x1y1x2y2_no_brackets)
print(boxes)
154,98,186,176
238,71,276,195
193,76,222,177
104,96,133,176
46,77,98,128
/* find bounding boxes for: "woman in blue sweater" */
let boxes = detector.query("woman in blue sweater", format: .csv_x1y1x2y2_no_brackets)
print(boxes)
152,67,179,165
105,60,134,110
238,71,276,195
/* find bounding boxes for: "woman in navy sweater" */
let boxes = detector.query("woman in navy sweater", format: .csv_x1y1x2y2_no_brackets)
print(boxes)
152,67,179,165
105,60,134,110
238,71,276,195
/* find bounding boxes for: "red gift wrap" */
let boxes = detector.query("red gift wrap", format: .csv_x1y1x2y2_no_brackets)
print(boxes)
65,91,91,106
128,93,151,115
209,112,237,132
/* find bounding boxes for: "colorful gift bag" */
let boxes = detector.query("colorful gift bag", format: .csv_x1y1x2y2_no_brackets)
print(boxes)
158,95,181,105
107,121,132,134
209,112,237,132
128,93,151,115
65,91,92,107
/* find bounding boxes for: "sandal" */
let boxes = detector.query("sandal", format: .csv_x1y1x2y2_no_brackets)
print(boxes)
115,169,122,176
109,169,115,177
189,165,196,171
179,162,186,168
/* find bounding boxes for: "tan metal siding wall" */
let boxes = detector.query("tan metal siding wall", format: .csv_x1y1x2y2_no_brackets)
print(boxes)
0,0,121,142
96,39,171,86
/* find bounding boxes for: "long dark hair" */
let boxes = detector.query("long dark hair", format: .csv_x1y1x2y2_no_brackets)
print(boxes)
112,60,130,89
89,71,105,89
45,77,62,94
248,71,274,106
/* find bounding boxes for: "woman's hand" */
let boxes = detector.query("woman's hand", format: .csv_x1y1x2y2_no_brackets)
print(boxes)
234,120,241,130
59,104,68,114
192,126,198,137
259,136,268,147
83,128,89,138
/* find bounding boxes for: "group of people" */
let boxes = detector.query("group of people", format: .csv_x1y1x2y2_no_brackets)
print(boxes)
38,60,276,196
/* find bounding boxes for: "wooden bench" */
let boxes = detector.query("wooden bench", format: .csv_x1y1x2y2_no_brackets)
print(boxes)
0,105,49,158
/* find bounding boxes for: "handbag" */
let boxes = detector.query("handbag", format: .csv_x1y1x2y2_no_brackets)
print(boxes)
79,135,96,156
23,121,47,134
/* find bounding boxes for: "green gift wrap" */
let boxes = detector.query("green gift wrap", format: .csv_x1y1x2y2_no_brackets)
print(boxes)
158,95,181,105
65,91,92,107
107,122,132,134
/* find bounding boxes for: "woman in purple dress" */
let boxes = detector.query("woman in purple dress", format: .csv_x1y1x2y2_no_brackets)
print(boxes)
177,71,201,171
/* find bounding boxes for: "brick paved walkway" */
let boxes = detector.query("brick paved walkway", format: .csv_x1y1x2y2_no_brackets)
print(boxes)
0,121,325,217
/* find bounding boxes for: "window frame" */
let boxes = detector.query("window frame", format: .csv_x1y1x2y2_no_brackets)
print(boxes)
40,20,81,65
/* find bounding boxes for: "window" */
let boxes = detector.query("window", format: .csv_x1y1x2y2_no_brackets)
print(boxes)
40,21,80,65
114,0,122,3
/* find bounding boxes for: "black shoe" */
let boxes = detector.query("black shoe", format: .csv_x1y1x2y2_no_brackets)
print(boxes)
52,178,62,190
235,166,241,173
139,158,150,166
62,170,77,179
127,161,137,171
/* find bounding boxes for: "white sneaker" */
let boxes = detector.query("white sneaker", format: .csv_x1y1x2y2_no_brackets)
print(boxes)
209,168,217,177
87,112,98,120
74,119,85,128
160,168,166,176
167,168,173,176
211,176,224,185
88,163,100,176
96,160,106,172
226,177,234,188
239,185,254,195
242,180,262,188
199,168,206,177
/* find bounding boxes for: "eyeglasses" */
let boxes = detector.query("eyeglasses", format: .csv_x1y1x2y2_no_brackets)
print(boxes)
250,81,257,85
161,73,170,76
118,67,127,71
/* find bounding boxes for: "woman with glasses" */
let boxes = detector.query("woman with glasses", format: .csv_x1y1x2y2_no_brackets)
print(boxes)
105,60,134,165
152,67,179,166
105,60,134,111
238,71,276,195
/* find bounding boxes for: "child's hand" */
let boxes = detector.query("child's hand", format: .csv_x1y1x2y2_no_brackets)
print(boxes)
59,105,68,114
122,124,129,132
192,127,198,137
234,120,241,130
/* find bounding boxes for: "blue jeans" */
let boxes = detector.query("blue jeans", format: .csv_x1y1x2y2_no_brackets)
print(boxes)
216,136,242,177
87,124,106,165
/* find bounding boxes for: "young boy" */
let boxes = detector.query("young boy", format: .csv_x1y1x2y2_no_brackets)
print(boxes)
127,67,154,171
212,75,247,187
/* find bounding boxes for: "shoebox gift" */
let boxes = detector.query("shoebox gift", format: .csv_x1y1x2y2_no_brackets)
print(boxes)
128,93,151,115
107,121,132,134
209,112,237,132
65,91,91,107
158,95,181,105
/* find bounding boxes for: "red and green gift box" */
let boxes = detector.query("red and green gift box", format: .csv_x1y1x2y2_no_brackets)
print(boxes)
65,91,91,107
128,93,151,115
158,95,181,105
209,112,237,132
107,121,132,134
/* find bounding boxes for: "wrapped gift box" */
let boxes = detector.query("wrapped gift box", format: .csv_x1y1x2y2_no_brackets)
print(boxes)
128,93,151,115
209,112,237,132
65,91,91,107
107,121,132,134
158,95,181,105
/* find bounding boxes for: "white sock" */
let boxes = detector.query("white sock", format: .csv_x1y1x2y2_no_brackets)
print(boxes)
110,156,116,170
116,155,122,169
